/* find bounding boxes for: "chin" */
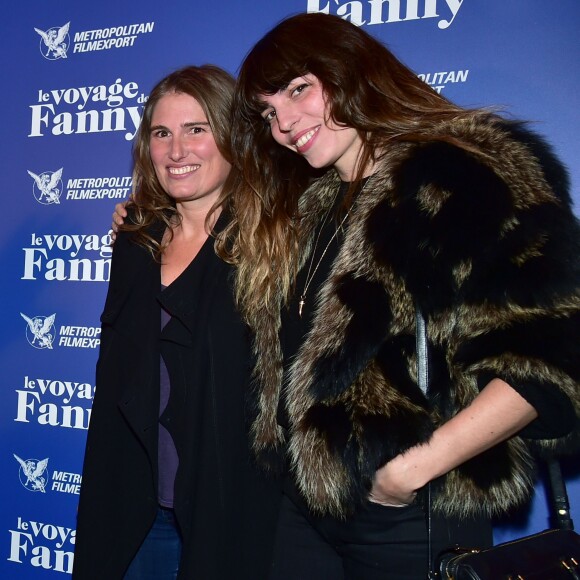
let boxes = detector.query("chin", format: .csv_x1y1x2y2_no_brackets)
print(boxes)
304,157,331,170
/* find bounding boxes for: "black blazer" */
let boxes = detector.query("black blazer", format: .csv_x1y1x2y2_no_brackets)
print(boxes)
73,219,280,579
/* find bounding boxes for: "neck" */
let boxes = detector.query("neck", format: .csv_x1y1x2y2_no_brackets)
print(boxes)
161,202,221,286
335,154,377,182
174,200,221,239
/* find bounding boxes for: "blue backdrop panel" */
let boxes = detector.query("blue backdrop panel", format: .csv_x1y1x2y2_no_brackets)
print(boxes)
1,1,578,577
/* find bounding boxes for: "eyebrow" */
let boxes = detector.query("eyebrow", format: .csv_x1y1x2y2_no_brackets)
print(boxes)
183,121,210,128
258,82,290,103
150,121,210,131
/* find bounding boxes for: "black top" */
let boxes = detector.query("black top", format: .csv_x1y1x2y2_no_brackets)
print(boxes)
280,181,351,428
74,213,281,579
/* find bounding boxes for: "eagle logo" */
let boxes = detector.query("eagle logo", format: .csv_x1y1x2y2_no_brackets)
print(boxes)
27,168,63,205
20,312,56,349
34,22,70,60
14,455,50,493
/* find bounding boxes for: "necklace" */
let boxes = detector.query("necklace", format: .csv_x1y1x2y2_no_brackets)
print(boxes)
298,177,371,317
298,207,351,317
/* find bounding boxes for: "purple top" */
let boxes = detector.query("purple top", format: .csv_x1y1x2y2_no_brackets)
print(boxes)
158,296,179,508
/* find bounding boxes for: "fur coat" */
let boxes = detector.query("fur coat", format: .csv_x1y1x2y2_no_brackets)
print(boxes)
250,115,580,519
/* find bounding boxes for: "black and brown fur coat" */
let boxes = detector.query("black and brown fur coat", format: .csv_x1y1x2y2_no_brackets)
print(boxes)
250,114,580,519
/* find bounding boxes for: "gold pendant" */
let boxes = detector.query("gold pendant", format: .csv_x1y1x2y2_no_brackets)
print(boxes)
298,296,305,317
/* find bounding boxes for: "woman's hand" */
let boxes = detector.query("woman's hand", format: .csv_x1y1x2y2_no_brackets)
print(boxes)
369,378,538,507
369,451,425,507
111,201,129,240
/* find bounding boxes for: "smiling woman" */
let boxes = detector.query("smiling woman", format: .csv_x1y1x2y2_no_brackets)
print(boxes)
217,12,580,580
72,66,280,580
259,74,364,178
149,93,231,208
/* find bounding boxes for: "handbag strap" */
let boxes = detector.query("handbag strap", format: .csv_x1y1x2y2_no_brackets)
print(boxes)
415,306,437,579
546,458,575,530
415,305,429,395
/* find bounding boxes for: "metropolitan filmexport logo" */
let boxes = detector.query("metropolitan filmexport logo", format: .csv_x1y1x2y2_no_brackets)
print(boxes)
27,168,63,205
20,312,56,349
34,23,70,60
13,455,49,493
33,20,154,60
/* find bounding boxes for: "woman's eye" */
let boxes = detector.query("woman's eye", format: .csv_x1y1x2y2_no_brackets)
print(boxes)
152,129,168,138
291,83,308,97
263,110,276,124
190,126,204,134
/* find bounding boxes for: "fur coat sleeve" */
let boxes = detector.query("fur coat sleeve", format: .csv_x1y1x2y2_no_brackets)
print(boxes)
367,120,580,438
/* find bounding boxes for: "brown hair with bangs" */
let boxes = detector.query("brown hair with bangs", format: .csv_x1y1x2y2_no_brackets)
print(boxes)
218,12,492,328
124,64,239,259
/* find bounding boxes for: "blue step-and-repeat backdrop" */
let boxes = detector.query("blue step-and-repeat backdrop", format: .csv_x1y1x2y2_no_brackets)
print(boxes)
1,1,579,577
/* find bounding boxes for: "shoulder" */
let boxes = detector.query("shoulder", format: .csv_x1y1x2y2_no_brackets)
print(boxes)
387,115,570,209
367,114,575,235
101,216,161,325
114,207,165,255
108,209,163,283
499,120,572,205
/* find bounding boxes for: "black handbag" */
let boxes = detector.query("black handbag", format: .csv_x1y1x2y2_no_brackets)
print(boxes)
436,527,580,579
415,308,580,580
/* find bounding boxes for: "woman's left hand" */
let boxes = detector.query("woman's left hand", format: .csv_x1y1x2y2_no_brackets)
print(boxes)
369,452,425,507
369,379,539,507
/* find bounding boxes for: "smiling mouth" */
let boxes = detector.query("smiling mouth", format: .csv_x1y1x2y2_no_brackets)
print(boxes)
168,165,200,175
294,127,320,149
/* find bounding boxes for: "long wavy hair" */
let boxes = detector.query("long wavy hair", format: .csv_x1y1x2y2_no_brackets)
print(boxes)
217,12,491,327
123,65,239,259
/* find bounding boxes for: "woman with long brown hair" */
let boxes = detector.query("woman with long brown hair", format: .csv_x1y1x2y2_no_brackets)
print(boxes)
219,12,580,579
74,65,279,580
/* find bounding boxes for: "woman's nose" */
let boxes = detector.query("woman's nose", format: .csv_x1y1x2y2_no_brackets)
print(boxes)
169,136,186,160
275,107,298,133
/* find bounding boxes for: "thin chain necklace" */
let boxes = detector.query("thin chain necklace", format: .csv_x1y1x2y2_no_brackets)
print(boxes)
298,179,368,317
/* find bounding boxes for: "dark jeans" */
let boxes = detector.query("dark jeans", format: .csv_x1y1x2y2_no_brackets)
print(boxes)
269,491,492,580
124,507,182,580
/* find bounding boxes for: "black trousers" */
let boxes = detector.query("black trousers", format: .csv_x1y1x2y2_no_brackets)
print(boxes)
269,490,492,580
